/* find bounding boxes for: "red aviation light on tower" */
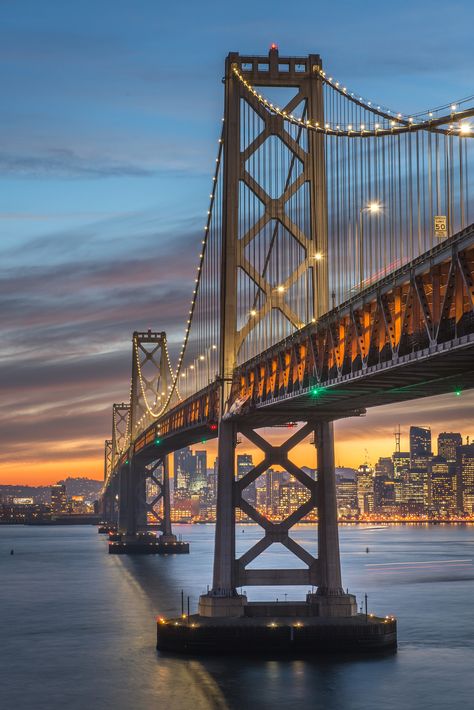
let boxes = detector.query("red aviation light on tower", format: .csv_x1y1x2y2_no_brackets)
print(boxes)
270,43,278,51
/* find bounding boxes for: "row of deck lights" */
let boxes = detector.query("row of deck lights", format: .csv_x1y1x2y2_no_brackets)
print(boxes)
233,65,472,136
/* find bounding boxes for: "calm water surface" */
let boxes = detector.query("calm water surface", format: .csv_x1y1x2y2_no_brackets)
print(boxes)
1,524,473,709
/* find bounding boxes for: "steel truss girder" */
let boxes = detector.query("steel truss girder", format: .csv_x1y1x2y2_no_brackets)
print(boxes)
232,226,474,409
233,421,319,587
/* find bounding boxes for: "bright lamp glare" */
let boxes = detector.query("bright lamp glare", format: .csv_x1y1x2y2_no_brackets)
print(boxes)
459,123,471,135
368,202,381,213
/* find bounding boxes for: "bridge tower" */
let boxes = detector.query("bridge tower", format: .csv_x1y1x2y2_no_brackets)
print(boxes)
199,48,356,618
118,331,177,545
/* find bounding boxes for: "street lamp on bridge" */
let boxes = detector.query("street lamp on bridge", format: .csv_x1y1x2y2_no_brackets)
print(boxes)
358,201,382,291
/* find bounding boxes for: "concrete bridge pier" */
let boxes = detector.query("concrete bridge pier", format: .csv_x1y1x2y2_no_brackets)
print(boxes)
161,416,395,655
110,452,189,555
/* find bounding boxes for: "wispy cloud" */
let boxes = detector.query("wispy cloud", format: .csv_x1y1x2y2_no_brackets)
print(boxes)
0,148,155,179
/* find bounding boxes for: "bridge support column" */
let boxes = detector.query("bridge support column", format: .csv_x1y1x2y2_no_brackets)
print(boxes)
199,420,247,617
160,455,177,543
306,421,357,617
117,462,129,535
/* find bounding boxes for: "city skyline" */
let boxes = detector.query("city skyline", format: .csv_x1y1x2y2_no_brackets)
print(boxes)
2,1,474,485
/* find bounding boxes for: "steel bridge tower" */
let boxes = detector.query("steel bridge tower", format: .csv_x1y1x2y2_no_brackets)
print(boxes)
199,48,356,618
116,331,178,545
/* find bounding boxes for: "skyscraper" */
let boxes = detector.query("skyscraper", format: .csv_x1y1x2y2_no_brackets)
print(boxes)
51,483,67,514
410,426,432,457
392,452,410,503
457,444,474,514
356,464,374,514
438,432,462,463
430,457,457,516
237,454,256,506
191,450,207,492
174,447,193,491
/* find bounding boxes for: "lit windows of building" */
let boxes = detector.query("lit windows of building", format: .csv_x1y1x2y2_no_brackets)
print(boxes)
51,483,67,514
430,456,457,516
438,432,462,463
336,477,358,516
410,426,432,458
237,454,256,507
457,444,474,514
356,464,374,514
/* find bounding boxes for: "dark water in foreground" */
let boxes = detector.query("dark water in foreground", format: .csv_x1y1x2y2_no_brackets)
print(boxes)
1,524,473,710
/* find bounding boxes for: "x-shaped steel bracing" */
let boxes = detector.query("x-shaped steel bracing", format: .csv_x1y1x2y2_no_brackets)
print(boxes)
234,422,319,587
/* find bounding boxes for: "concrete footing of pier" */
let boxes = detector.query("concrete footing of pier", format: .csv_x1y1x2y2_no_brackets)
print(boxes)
108,534,189,555
156,603,397,655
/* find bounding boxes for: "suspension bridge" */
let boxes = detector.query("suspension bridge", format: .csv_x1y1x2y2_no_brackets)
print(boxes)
100,47,474,653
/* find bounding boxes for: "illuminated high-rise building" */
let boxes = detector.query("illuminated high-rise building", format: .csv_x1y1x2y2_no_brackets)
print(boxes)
237,454,256,506
356,464,374,514
265,469,287,516
457,444,474,514
277,482,309,518
410,426,432,458
392,452,410,503
438,432,462,463
336,477,358,515
51,483,67,514
430,456,457,516
174,447,193,491
190,450,207,492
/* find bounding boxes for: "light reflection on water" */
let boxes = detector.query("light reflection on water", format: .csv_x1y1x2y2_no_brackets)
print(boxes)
0,524,473,710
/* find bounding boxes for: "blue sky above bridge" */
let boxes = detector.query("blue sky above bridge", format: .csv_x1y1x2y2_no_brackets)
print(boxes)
1,0,474,482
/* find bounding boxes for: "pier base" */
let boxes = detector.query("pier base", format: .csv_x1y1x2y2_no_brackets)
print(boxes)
156,608,397,655
108,533,189,555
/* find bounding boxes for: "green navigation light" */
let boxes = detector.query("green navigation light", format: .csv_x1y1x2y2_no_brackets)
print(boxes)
155,438,161,445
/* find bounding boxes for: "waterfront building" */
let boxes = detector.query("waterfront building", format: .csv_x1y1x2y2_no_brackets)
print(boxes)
277,481,309,518
373,476,396,512
190,450,207,492
356,464,374,514
174,447,193,491
237,454,256,506
51,483,67,514
392,452,410,504
265,468,287,516
457,444,474,514
405,469,427,513
336,477,358,516
430,456,457,516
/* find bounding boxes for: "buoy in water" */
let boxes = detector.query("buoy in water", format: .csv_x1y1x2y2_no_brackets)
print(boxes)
366,547,370,554
10,549,14,555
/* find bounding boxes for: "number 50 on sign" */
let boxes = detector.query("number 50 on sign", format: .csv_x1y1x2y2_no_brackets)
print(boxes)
434,215,447,238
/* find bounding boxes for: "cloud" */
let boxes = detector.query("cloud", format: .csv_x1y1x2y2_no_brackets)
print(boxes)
0,148,155,179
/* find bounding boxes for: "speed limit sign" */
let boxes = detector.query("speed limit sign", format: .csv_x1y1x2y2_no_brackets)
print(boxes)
434,215,447,237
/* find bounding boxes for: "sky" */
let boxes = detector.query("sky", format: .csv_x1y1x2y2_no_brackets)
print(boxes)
1,0,474,485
